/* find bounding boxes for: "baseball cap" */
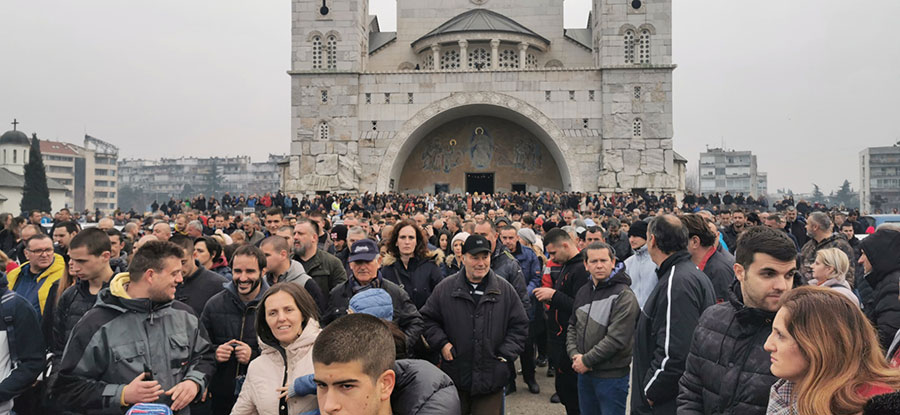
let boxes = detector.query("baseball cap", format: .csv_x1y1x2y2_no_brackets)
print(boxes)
463,234,492,255
348,239,379,262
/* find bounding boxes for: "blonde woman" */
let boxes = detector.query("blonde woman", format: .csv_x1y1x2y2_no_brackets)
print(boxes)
764,286,900,415
808,248,859,307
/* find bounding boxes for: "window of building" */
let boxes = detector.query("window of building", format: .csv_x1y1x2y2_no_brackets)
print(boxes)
372,121,378,131
440,49,460,70
583,119,589,129
408,93,414,104
326,35,337,69
312,36,323,69
498,49,519,69
639,30,651,64
545,91,551,101
423,54,434,70
318,122,330,140
624,30,635,64
12,150,16,164
632,118,642,137
468,47,490,69
525,53,537,69
365,93,371,104
569,91,576,101
588,90,595,101
384,93,391,104
321,90,328,103
634,86,642,99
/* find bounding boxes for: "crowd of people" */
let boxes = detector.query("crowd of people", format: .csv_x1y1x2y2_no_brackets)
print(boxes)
0,189,897,415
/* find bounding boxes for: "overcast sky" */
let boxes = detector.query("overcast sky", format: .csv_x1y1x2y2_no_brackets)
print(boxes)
2,1,898,194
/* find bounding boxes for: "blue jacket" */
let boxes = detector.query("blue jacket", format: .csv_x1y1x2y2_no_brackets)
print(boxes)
512,243,542,296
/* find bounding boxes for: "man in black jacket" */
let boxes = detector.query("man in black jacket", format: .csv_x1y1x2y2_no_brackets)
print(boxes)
420,234,527,414
721,210,747,254
682,214,735,304
631,215,715,415
170,234,229,316
322,239,424,353
200,245,269,415
533,229,591,415
678,226,798,415
858,228,900,350
0,274,47,414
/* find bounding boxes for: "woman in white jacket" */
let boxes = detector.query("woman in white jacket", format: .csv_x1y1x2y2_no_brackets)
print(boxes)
232,282,322,415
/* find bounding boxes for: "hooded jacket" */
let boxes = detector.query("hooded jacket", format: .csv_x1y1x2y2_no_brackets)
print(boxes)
175,261,228,317
566,269,639,378
677,281,779,415
490,243,529,311
266,260,326,314
0,274,47,413
52,273,214,414
7,253,66,316
799,232,856,285
859,229,900,350
420,269,528,395
624,245,659,310
230,319,321,415
199,279,269,415
391,359,460,415
442,254,463,278
512,243,542,295
382,250,445,310
631,251,716,415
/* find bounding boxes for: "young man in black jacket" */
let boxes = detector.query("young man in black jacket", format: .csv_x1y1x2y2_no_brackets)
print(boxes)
170,234,228,316
631,215,716,415
533,228,591,415
678,226,798,415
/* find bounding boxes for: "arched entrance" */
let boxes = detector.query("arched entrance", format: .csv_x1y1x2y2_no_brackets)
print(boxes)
376,92,581,193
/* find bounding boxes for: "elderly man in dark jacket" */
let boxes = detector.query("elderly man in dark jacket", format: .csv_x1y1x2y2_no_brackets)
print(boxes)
421,234,528,415
632,215,716,415
322,239,424,354
678,226,798,415
798,212,856,285
859,228,900,351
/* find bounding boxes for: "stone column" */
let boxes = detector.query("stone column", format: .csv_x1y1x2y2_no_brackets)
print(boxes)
490,39,500,70
518,42,529,69
458,40,468,69
431,44,440,69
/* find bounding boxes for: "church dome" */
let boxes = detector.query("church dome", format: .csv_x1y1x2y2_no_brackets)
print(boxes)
0,130,30,146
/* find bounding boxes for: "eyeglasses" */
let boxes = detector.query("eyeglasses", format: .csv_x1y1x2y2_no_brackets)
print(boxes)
26,248,54,256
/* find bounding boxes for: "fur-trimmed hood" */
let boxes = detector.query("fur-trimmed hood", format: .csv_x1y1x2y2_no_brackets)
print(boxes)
382,249,444,267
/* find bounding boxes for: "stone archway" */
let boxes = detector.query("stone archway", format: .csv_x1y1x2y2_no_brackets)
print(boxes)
376,92,582,192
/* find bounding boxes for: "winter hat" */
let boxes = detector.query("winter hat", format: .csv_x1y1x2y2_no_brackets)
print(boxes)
451,232,470,247
629,220,648,239
348,288,393,321
517,228,536,246
331,224,348,242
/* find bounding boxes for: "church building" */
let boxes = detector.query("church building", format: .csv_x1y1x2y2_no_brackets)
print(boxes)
284,0,685,195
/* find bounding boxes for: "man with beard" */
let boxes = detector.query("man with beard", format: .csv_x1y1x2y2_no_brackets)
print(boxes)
292,218,347,296
260,236,325,313
678,226,797,415
783,206,808,248
200,245,270,415
721,210,747,255
798,212,855,284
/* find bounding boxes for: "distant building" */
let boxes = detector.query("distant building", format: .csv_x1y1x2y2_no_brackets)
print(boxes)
40,135,120,213
698,148,767,198
859,145,900,213
0,122,69,213
117,155,286,211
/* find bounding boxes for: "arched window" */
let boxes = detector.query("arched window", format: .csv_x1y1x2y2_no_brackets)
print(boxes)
633,118,643,138
526,53,537,69
12,150,16,164
326,35,337,69
440,49,460,70
499,49,519,69
624,30,635,64
423,54,434,70
639,30,651,64
312,36,323,69
468,47,490,69
318,122,330,140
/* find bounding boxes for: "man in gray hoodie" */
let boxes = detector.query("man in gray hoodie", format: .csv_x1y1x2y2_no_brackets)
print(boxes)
260,236,326,313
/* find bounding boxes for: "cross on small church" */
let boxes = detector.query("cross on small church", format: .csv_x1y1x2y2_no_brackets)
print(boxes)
11,119,19,131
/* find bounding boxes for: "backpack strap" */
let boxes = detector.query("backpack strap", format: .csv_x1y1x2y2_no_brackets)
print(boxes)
1,290,18,363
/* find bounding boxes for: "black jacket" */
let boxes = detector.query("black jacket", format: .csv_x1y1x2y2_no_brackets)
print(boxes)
322,274,424,353
721,225,744,255
631,251,716,415
175,261,228,317
548,251,592,343
700,248,736,304
490,243,530,311
50,278,111,366
677,281,778,415
382,250,445,310
420,269,528,395
860,229,900,350
199,280,268,415
391,359,460,415
0,274,47,406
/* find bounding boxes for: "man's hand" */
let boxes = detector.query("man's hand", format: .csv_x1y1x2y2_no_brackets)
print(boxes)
166,380,200,412
571,354,588,374
533,287,556,303
441,343,454,361
215,342,234,363
122,373,163,406
232,340,252,365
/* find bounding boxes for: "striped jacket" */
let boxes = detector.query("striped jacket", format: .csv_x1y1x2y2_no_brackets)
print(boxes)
630,251,715,415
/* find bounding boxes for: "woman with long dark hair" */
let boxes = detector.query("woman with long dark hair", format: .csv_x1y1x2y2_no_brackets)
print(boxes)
382,219,444,310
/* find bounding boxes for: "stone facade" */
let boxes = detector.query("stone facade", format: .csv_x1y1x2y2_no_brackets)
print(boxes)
286,0,682,194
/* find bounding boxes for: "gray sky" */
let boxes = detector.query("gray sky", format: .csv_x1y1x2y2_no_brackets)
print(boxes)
2,1,898,194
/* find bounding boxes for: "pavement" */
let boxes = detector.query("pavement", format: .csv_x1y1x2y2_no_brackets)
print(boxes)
504,364,566,414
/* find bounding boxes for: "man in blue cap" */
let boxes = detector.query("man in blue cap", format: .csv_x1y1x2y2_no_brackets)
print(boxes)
322,239,423,355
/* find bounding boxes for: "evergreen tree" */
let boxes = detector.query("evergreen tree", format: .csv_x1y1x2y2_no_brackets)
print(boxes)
20,133,52,214
811,184,825,203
